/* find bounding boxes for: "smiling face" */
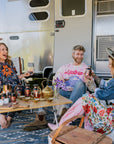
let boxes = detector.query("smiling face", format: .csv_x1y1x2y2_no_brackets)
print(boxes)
72,50,84,65
0,44,8,63
108,57,114,76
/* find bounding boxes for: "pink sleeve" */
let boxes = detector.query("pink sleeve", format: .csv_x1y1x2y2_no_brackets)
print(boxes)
54,65,66,80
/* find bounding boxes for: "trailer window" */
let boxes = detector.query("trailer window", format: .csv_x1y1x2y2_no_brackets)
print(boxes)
29,0,49,7
97,0,114,15
62,0,85,16
96,36,114,61
29,12,48,21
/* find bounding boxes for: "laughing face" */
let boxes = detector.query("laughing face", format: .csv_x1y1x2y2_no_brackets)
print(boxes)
72,49,84,65
0,44,8,63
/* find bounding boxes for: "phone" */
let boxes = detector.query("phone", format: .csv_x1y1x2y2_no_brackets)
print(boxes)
86,66,92,76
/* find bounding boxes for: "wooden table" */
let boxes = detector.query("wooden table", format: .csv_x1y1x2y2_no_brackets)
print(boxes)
0,95,72,125
0,95,72,113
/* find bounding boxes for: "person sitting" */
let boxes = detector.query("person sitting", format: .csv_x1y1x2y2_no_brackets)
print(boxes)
53,45,88,119
23,45,88,131
0,42,32,129
48,48,114,141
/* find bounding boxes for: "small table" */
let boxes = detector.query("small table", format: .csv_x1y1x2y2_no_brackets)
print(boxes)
0,95,72,125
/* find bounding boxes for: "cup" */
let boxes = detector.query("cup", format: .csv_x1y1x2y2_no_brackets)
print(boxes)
11,93,16,102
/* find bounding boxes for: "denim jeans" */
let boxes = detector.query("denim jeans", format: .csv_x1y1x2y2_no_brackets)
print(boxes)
59,79,86,107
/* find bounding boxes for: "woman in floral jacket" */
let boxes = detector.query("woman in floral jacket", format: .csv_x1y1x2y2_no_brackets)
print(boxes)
48,48,114,138
0,42,31,129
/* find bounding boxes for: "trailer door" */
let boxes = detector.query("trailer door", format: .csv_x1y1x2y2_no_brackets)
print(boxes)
54,0,92,72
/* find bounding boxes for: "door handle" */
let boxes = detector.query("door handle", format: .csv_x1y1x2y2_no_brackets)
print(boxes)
55,30,59,32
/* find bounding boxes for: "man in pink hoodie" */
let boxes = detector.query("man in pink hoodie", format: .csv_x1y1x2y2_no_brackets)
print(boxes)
53,45,88,120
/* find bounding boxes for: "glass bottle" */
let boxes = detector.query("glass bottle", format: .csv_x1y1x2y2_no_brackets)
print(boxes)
15,85,22,97
11,93,16,102
33,84,41,98
25,84,31,97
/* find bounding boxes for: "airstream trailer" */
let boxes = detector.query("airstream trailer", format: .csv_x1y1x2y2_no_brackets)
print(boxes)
0,0,114,79
0,0,114,144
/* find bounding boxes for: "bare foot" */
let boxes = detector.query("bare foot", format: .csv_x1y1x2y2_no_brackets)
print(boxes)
1,116,12,129
0,114,7,129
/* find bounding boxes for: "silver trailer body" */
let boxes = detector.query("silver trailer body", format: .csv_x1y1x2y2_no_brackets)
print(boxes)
0,0,114,78
93,0,114,77
0,0,54,76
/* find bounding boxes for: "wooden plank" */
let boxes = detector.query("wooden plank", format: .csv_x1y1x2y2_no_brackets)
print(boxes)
0,95,72,113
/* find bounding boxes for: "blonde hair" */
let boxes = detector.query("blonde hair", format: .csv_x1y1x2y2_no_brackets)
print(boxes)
0,43,11,65
73,45,85,53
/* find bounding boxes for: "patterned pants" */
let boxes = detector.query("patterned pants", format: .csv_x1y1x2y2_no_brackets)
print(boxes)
59,97,93,131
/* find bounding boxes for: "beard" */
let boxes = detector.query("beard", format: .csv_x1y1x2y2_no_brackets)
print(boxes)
73,57,83,64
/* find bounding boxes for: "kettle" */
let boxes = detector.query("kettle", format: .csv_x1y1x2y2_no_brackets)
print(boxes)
41,80,53,98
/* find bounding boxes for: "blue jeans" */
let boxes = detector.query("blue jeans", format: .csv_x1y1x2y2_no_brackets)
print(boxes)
59,79,86,107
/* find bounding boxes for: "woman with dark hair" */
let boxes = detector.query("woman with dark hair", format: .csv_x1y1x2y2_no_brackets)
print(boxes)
48,48,114,139
0,42,31,129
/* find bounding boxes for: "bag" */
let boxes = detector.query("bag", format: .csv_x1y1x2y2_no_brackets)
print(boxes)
49,115,112,144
